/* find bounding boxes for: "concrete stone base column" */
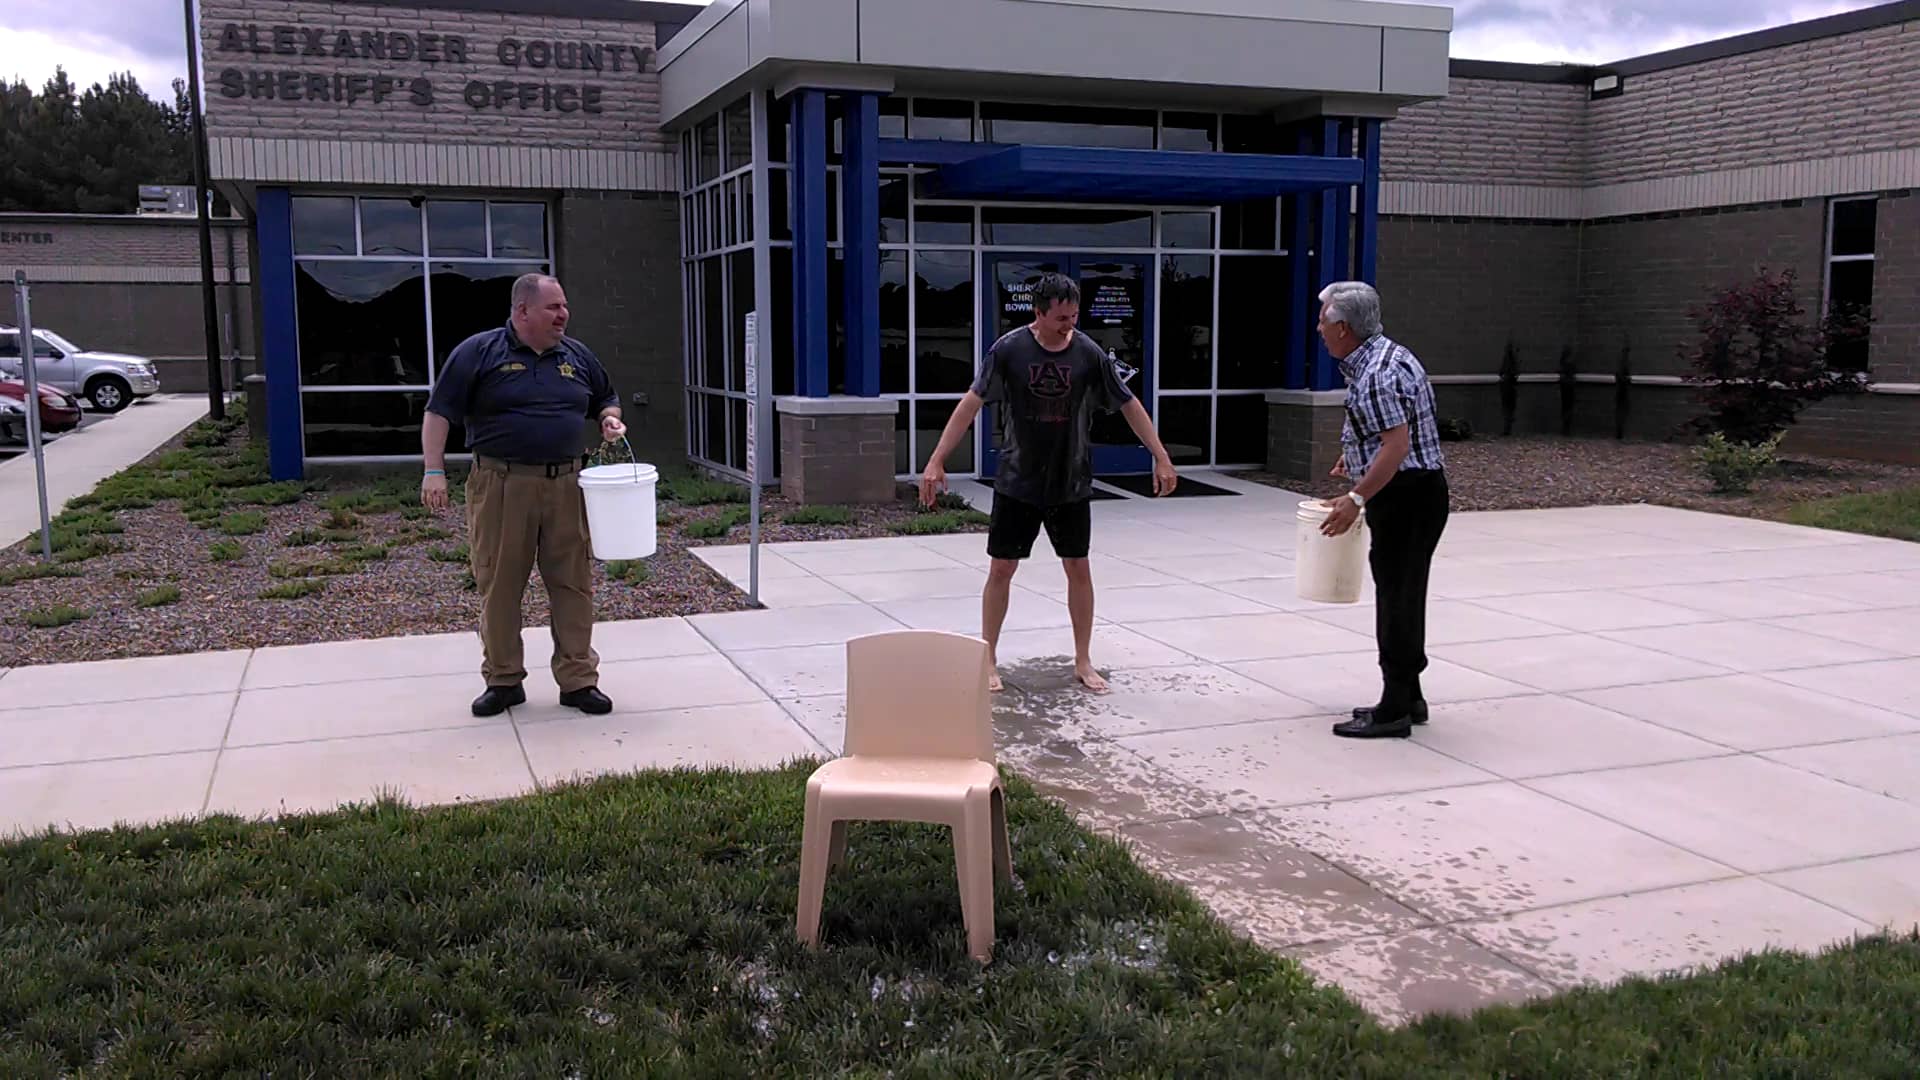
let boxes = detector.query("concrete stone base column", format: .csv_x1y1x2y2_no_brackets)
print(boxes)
776,395,898,505
1264,389,1349,483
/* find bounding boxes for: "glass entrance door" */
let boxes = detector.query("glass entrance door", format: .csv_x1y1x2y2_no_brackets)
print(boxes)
980,253,1154,478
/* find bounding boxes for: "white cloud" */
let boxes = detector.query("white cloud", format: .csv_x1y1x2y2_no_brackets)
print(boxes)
0,24,184,101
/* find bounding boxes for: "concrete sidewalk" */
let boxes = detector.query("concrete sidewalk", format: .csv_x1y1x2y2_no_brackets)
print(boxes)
2,478,1918,1023
2,394,210,545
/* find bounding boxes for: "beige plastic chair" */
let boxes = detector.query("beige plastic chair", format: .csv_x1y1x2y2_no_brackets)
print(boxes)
796,629,1012,964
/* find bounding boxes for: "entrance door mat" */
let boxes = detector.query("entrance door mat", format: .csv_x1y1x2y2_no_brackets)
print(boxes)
1096,473,1241,498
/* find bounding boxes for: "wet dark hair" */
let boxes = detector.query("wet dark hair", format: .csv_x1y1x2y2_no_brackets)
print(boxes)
1033,272,1080,315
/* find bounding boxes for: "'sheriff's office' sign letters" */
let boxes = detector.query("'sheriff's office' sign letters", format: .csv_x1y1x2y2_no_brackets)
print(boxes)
215,23,654,114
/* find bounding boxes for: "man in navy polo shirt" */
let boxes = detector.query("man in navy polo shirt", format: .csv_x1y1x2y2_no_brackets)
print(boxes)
421,273,626,718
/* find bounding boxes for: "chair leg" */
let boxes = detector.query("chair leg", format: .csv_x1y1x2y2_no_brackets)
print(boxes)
796,790,833,949
828,820,849,868
990,787,1013,884
955,795,997,964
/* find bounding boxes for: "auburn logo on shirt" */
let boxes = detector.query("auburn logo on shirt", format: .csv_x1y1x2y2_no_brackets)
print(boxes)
1028,361,1071,399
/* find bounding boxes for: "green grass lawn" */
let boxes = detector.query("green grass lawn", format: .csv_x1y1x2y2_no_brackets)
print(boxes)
3,768,1916,1078
1783,486,1920,543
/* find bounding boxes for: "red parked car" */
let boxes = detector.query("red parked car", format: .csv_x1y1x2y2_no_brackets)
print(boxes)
0,377,82,442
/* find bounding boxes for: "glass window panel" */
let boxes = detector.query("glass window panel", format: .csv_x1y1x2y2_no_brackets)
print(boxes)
770,248,794,397
295,260,428,387
702,257,726,390
827,170,841,244
724,179,738,248
914,251,975,394
359,198,422,256
880,250,908,394
730,397,749,472
1159,255,1214,390
743,173,755,242
1831,199,1877,257
1827,259,1875,372
893,399,911,475
426,200,486,257
1222,114,1285,154
729,250,754,392
697,118,721,183
302,391,440,457
828,251,846,394
430,261,547,372
769,169,791,241
982,206,1150,248
915,399,974,473
1221,199,1280,251
1162,112,1218,151
767,91,789,163
980,103,1154,149
1161,212,1213,249
705,393,728,468
1215,393,1267,465
490,203,548,259
292,196,356,255
914,204,973,245
1155,395,1211,466
1217,255,1287,389
879,97,907,140
724,99,753,170
880,174,908,245
911,99,973,142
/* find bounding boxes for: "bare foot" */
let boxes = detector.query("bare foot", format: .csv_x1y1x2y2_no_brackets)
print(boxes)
1074,662,1109,693
989,669,1004,693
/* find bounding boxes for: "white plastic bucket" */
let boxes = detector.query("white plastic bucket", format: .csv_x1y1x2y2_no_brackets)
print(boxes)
578,461,659,561
1295,499,1367,604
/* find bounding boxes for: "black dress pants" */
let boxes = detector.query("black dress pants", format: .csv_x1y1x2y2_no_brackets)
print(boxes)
1365,468,1450,713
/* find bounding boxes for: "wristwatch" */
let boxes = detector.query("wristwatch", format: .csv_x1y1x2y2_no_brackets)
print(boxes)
1347,491,1366,509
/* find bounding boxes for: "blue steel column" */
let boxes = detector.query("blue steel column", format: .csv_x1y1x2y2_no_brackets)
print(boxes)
1285,124,1315,391
840,92,881,397
254,186,304,481
1357,118,1383,285
789,90,830,397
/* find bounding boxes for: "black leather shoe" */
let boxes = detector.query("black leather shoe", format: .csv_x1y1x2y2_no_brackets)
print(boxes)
559,686,613,715
472,684,526,717
1332,711,1413,739
1353,701,1429,725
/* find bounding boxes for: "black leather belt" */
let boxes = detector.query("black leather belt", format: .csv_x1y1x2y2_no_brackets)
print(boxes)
477,454,585,477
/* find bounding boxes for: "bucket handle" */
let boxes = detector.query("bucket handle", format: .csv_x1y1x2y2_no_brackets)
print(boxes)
619,434,637,483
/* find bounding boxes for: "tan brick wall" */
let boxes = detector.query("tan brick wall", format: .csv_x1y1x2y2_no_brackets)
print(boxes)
0,217,247,273
1264,400,1347,482
1870,192,1920,385
778,410,897,505
1380,78,1586,186
201,0,667,153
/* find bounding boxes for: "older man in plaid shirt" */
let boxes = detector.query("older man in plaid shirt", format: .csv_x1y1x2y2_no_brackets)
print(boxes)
1314,281,1450,740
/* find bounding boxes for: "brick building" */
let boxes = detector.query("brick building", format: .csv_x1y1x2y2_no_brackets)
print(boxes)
70,0,1906,483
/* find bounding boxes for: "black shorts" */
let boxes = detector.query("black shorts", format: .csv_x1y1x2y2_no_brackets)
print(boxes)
987,494,1092,560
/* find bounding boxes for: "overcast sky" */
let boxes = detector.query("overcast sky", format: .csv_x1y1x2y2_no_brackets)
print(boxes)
0,0,1893,102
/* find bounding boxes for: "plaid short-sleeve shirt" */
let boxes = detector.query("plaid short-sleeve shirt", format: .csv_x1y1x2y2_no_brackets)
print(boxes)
1338,334,1445,480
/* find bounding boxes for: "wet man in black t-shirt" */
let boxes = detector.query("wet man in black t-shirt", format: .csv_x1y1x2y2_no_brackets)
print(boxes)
920,273,1177,692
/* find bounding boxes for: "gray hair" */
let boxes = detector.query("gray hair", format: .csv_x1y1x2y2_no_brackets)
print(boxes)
1318,281,1383,339
510,273,561,315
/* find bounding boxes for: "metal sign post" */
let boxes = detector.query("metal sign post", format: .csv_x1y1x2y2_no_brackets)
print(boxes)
13,271,54,560
744,311,761,605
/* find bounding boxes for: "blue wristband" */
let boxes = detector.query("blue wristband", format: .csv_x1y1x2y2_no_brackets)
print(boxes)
424,469,445,477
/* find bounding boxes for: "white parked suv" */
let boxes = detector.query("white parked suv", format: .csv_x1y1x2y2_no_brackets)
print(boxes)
0,325,161,412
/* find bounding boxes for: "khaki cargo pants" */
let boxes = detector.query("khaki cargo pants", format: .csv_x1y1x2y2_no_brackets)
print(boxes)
466,456,600,692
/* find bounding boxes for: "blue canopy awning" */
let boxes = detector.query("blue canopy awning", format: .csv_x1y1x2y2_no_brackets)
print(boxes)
899,142,1365,204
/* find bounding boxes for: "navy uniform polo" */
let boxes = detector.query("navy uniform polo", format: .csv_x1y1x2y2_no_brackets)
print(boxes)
427,322,618,463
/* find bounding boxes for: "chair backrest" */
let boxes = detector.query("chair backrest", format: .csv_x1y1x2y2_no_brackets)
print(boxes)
842,629,995,761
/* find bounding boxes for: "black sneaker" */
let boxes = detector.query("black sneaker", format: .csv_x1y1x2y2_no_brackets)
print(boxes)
559,686,614,715
472,684,526,717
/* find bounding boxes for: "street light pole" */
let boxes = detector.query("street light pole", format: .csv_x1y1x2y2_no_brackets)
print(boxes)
181,0,226,421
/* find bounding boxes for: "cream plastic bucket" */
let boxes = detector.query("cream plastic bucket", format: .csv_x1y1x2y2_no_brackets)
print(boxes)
1295,499,1367,604
577,461,659,561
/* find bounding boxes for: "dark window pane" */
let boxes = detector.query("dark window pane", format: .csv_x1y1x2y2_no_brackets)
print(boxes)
295,260,428,387
914,251,975,394
769,169,791,241
880,174,908,244
892,399,911,475
730,397,748,472
1222,114,1285,154
826,170,840,244
771,248,794,397
982,206,1150,247
828,251,846,394
1221,199,1279,250
426,200,486,257
697,118,721,183
1827,259,1875,372
743,173,755,242
1155,395,1210,466
879,97,907,140
302,391,437,457
767,91,789,162
1161,212,1213,249
914,204,973,245
490,203,548,259
1831,199,1877,257
1215,393,1268,465
705,393,727,466
911,98,973,141
980,103,1154,149
880,250,909,394
1159,255,1214,390
429,261,546,372
724,179,739,248
292,196,355,255
1218,255,1287,389
916,399,973,473
359,198,422,256
702,257,726,390
724,99,753,171
729,250,754,392
1162,112,1218,151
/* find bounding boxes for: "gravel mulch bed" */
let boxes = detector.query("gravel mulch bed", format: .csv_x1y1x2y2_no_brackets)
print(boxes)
1243,435,1920,519
0,422,984,670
